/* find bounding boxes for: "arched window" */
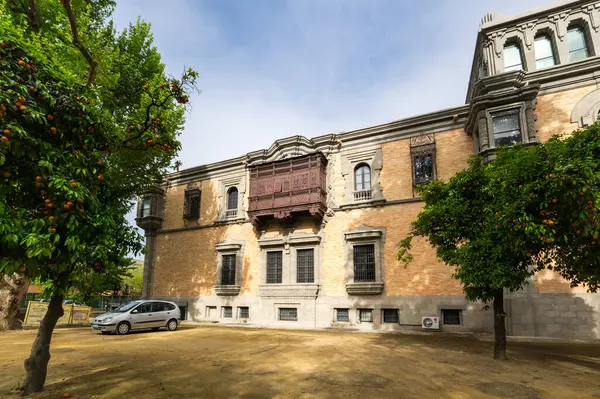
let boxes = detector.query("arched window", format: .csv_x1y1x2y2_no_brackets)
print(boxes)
534,34,556,69
568,26,589,62
503,42,523,72
354,164,371,191
226,187,238,218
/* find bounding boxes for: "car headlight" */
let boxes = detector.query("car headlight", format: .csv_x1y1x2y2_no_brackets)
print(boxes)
102,318,113,324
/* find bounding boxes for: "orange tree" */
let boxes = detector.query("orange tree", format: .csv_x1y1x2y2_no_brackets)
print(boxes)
398,124,600,360
0,1,197,393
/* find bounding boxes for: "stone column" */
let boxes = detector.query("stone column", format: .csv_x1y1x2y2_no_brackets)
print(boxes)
141,229,157,299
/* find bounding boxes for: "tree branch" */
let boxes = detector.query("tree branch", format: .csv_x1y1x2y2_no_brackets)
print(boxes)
61,0,98,85
8,0,41,31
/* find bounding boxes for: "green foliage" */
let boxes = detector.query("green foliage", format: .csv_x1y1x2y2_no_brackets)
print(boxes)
0,0,198,298
398,125,600,302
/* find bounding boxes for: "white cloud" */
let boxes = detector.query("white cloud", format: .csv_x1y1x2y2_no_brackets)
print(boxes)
112,0,552,254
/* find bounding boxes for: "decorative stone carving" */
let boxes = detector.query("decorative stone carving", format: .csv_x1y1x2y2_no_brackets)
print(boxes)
477,111,489,150
549,13,569,41
570,88,600,127
346,282,384,296
259,284,320,298
215,285,241,296
582,3,600,32
525,99,538,142
517,21,537,49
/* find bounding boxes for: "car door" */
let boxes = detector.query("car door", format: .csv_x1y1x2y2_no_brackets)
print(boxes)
129,302,155,329
151,302,169,327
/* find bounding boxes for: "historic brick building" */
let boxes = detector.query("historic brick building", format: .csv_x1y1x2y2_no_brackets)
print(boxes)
136,0,600,339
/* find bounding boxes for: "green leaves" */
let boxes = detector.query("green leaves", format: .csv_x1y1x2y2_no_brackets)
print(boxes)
399,123,600,302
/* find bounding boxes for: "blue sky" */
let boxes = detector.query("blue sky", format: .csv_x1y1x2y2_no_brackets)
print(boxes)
111,0,551,248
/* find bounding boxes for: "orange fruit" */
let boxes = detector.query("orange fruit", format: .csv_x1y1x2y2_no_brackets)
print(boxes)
50,228,56,233
45,199,51,203
35,182,42,188
19,265,26,272
49,216,55,221
71,182,77,188
3,129,9,135
97,175,103,181
63,392,70,398
35,176,42,181
50,127,57,134
47,114,54,121
17,60,25,66
2,171,9,178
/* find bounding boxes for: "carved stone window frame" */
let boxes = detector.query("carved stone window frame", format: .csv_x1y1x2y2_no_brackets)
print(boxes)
340,146,384,208
217,175,246,221
214,242,243,296
258,234,321,298
410,134,437,196
485,102,530,148
343,226,385,296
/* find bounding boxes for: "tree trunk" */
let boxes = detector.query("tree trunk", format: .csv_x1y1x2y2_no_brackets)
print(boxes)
22,294,64,394
493,289,508,360
0,274,30,331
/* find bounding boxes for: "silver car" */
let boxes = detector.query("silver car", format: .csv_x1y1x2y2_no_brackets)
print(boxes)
91,300,181,335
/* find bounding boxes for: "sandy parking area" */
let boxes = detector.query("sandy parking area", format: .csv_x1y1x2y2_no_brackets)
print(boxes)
1,324,600,398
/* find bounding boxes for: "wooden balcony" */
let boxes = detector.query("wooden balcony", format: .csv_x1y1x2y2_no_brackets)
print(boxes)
248,153,327,226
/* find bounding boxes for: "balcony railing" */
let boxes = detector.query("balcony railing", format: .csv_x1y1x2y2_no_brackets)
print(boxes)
353,189,372,202
225,209,238,219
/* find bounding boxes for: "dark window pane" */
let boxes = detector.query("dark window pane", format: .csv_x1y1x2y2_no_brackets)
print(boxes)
221,254,236,286
353,244,376,282
296,249,314,283
491,109,522,147
382,309,399,323
534,35,555,69
504,43,523,72
141,198,151,217
152,302,166,312
336,308,349,322
442,309,461,325
138,303,152,313
279,308,297,321
239,307,249,319
266,251,283,284
227,188,238,210
568,27,588,62
184,189,201,219
414,153,434,185
222,306,232,318
354,165,371,191
359,309,373,323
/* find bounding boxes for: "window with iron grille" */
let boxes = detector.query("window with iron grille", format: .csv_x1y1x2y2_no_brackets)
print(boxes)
353,244,376,282
413,154,434,185
238,307,249,319
442,309,461,325
221,254,236,286
382,309,399,324
359,309,373,323
278,308,297,321
222,306,232,318
296,249,314,283
335,308,350,322
266,251,283,284
184,189,201,219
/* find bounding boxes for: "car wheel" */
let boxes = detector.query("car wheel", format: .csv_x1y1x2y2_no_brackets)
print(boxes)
151,327,160,331
116,321,130,335
166,319,178,331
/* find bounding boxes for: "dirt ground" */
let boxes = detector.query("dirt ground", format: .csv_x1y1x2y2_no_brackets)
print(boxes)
1,325,600,399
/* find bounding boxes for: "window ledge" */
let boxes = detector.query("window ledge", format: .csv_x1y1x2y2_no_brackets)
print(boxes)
259,284,320,298
214,285,241,296
338,198,386,210
346,282,384,296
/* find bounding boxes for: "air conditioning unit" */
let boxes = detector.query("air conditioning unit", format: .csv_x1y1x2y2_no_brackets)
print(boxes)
422,316,440,330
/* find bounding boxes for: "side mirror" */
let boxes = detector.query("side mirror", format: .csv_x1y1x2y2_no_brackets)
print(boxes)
131,309,139,314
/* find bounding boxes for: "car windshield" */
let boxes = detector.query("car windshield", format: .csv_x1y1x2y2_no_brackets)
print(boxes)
116,301,142,312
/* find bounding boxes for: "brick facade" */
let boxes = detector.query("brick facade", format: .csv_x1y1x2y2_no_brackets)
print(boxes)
137,0,600,339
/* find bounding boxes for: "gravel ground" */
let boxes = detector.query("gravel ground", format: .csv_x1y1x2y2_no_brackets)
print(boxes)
1,324,600,399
